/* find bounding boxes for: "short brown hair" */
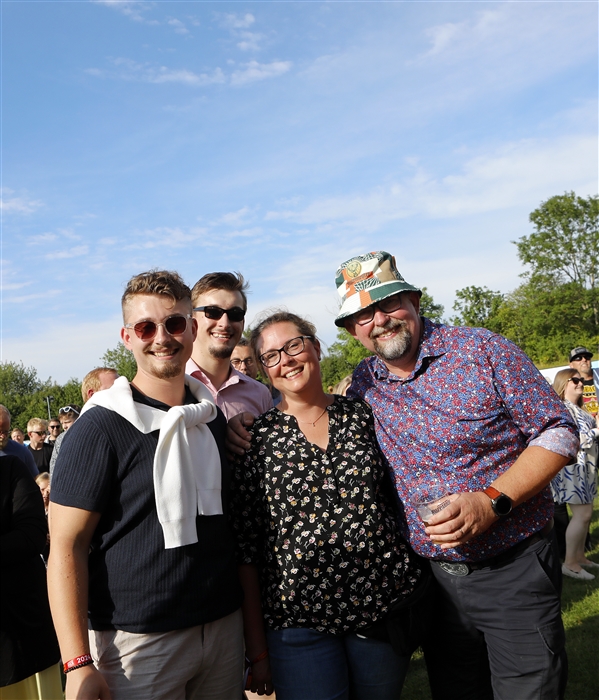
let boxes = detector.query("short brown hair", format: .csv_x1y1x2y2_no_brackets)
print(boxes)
122,270,191,319
250,310,317,361
191,272,248,309
552,368,582,406
81,367,118,403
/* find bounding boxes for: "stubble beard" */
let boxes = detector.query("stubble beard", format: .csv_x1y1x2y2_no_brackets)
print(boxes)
209,344,234,360
371,319,413,362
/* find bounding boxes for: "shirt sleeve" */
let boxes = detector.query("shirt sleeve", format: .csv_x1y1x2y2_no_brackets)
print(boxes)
483,334,578,457
229,426,268,565
50,411,117,513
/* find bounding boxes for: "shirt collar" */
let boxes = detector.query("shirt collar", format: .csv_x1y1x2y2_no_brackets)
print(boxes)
372,317,448,381
185,356,253,390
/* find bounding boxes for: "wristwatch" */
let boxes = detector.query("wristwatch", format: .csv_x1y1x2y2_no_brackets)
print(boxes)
483,486,513,518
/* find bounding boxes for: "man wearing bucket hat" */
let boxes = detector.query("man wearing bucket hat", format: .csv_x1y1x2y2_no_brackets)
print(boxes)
569,346,598,416
334,251,578,700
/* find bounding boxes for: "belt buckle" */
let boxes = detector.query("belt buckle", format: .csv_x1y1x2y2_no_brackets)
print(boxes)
437,561,471,577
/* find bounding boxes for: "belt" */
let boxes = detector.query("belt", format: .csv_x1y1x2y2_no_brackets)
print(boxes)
432,520,554,577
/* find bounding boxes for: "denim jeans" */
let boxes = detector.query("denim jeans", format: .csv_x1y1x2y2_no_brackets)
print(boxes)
266,627,410,700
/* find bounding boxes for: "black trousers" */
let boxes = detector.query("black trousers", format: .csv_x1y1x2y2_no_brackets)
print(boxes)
423,531,567,700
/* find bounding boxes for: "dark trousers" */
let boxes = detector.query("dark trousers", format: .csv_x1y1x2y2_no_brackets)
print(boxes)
423,532,567,700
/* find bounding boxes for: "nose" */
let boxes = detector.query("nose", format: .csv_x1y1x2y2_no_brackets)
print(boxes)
372,306,391,326
153,323,172,343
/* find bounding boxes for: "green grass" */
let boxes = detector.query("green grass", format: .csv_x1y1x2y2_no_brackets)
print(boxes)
402,501,599,700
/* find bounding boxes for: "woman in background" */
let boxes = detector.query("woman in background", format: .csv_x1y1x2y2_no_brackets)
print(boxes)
551,368,599,580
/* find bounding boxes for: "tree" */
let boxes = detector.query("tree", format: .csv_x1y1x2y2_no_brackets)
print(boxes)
515,192,599,326
420,287,444,323
450,286,504,329
100,342,137,381
320,329,373,390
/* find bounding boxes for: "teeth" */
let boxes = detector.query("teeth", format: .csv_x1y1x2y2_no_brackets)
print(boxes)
285,368,302,379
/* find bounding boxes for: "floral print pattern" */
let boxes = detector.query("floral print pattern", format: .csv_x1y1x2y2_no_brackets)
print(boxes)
231,396,421,634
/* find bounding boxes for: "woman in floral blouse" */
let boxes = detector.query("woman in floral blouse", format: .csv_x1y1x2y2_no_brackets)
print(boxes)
551,368,599,581
231,311,425,700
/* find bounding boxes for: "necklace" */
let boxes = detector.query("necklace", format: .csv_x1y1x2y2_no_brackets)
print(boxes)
292,406,328,428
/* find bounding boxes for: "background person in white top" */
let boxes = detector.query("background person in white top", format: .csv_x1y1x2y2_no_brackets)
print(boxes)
186,272,272,420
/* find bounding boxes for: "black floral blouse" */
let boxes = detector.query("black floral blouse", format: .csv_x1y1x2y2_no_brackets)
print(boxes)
231,395,422,634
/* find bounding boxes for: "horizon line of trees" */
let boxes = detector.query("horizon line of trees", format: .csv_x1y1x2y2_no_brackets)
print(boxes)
2,191,597,424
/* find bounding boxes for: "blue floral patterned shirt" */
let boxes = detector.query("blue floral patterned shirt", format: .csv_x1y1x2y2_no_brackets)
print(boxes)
349,318,579,563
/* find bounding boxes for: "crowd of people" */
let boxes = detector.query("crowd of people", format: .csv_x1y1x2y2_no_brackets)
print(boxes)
0,250,597,700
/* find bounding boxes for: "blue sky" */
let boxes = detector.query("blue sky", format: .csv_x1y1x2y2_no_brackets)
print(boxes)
1,0,597,384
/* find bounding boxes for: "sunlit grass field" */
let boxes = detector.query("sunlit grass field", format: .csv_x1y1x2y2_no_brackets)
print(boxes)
402,500,599,700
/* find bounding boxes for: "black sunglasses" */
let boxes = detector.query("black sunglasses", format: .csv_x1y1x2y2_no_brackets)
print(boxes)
568,377,584,386
193,305,246,322
124,314,192,341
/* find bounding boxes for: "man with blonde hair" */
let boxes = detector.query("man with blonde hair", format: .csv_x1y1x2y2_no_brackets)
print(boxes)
81,367,119,404
27,417,54,472
49,270,243,700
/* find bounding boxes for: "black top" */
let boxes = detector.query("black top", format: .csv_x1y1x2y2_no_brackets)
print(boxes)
50,386,243,633
0,455,60,686
231,395,422,634
28,442,53,472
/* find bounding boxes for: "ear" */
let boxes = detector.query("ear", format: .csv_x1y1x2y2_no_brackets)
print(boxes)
344,320,358,340
190,317,198,341
313,338,322,360
87,388,95,400
408,291,421,315
121,325,134,351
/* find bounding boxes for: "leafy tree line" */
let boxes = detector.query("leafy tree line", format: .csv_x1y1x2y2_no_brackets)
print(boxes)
3,192,596,409
322,192,598,387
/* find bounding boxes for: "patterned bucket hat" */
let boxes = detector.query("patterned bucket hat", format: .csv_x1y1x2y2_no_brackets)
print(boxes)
334,251,421,327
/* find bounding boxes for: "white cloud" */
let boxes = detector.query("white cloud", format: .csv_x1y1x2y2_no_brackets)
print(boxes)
264,133,598,231
215,206,254,226
93,1,158,25
223,13,255,30
88,56,289,87
128,226,208,249
0,189,43,214
4,289,60,304
230,60,292,86
45,245,89,260
236,31,264,52
168,18,189,36
0,281,32,292
27,232,58,244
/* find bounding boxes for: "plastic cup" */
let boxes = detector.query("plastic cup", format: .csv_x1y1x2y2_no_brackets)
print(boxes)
411,484,451,525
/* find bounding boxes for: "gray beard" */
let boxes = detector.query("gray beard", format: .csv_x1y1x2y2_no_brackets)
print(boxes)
371,320,413,362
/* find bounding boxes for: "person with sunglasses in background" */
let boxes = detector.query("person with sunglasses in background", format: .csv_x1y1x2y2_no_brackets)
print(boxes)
48,270,244,700
186,272,273,420
550,369,599,580
45,419,62,445
48,404,81,479
26,417,54,472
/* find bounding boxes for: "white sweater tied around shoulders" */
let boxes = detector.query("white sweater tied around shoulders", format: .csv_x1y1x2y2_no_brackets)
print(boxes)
81,374,222,549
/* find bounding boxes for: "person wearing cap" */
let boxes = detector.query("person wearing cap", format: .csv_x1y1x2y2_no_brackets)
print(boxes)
331,251,579,700
569,346,598,416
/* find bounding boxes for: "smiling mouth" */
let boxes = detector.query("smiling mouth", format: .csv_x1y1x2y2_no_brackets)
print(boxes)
283,368,303,379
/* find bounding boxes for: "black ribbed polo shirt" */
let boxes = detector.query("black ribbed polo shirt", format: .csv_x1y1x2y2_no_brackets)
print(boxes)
50,386,243,633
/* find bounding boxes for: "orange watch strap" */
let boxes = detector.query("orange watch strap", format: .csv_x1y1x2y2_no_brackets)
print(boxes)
484,486,502,500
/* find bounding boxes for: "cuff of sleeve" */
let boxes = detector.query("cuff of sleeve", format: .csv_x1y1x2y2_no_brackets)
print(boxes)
529,427,579,459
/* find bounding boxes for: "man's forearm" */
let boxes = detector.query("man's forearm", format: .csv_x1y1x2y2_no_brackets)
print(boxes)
47,536,93,662
491,445,570,506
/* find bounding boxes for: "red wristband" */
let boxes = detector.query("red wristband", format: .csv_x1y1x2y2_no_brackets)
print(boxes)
64,654,94,673
250,650,269,665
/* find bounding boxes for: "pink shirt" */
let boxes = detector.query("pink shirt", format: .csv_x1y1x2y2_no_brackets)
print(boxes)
185,358,274,420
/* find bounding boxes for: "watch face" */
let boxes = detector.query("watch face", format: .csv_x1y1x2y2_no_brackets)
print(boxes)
494,494,512,517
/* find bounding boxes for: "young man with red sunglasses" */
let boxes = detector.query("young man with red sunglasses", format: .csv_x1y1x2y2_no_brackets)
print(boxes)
48,270,243,700
186,272,272,419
